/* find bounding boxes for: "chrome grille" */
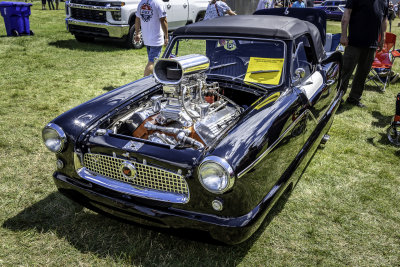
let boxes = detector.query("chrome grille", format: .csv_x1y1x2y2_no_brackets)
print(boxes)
71,8,106,22
83,153,189,195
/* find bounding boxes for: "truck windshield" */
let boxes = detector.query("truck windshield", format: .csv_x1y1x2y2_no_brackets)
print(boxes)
166,38,286,87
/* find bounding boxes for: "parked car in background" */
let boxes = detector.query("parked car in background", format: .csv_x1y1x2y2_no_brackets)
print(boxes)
43,9,343,244
317,0,345,7
314,0,345,21
65,0,208,48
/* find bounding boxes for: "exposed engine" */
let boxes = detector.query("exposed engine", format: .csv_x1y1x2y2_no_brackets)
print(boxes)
110,54,243,150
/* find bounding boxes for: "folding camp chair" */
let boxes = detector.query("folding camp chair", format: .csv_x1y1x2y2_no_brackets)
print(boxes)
367,32,400,92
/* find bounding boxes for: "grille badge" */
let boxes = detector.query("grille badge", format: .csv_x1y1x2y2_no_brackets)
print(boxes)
120,161,137,181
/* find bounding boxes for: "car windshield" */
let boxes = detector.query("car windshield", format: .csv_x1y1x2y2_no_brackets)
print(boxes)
165,37,286,88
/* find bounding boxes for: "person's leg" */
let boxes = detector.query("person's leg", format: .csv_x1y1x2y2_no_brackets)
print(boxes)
348,47,376,101
55,0,59,9
340,45,361,95
144,46,162,77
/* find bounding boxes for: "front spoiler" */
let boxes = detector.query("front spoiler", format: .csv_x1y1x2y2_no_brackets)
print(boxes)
66,18,129,38
53,172,283,244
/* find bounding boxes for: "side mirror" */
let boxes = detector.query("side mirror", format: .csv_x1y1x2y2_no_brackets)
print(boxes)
295,68,306,79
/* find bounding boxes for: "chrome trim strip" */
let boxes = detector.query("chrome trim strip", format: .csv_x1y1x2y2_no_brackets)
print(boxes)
68,3,120,11
76,167,190,204
66,18,129,38
238,109,317,178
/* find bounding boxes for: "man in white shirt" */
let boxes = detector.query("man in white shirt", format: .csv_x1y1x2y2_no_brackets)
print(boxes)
256,0,275,10
134,0,168,76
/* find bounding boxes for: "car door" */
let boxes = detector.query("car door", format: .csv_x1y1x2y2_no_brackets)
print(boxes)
292,34,337,123
162,0,189,30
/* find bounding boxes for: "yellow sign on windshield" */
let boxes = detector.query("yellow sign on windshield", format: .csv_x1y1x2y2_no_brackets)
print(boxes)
244,57,284,85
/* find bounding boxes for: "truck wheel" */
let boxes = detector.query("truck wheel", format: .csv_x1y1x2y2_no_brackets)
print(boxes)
127,25,144,49
74,34,94,43
195,12,205,22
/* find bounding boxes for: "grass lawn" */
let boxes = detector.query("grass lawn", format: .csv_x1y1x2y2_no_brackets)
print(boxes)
0,3,399,266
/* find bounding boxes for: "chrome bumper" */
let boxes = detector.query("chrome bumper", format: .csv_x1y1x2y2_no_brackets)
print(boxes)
76,167,189,204
66,18,129,38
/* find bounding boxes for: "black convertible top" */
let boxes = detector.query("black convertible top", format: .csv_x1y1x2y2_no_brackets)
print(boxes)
173,14,326,61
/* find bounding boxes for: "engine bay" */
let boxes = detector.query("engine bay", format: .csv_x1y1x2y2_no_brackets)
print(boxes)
105,54,259,151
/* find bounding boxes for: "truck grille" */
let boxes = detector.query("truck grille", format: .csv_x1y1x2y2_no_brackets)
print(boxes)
70,0,108,6
83,153,189,196
71,8,106,23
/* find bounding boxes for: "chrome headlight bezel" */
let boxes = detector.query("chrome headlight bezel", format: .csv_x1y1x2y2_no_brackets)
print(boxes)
198,156,235,194
42,123,67,154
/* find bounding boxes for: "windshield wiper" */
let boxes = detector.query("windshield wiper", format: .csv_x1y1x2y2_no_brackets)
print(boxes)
236,69,280,79
209,62,237,70
248,70,280,74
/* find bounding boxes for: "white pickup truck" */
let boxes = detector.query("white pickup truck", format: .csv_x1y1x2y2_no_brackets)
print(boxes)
65,0,209,48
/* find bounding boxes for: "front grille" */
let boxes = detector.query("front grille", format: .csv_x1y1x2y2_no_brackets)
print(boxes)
70,0,108,6
71,8,106,22
83,153,189,196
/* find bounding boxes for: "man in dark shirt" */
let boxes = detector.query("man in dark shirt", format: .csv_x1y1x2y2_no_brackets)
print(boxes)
340,0,388,108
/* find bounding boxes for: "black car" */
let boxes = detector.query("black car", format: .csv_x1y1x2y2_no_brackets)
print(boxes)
42,9,343,244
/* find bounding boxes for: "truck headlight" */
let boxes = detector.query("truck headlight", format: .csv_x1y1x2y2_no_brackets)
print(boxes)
112,10,121,21
198,156,235,194
110,1,125,6
42,123,67,153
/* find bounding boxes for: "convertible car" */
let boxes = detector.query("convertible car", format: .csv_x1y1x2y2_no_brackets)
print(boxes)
42,9,343,244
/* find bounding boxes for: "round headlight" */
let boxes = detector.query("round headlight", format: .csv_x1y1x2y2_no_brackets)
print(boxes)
42,123,67,153
198,156,235,194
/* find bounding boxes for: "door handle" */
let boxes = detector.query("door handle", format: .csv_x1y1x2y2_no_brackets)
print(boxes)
167,4,171,9
183,3,188,8
326,79,335,86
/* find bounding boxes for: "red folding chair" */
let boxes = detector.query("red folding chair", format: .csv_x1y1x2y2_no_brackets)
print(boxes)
367,32,400,92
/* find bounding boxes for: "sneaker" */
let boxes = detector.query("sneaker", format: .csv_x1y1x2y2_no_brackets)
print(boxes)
346,98,366,108
391,73,400,83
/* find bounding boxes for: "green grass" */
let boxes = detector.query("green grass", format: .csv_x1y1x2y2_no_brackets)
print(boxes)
0,4,399,266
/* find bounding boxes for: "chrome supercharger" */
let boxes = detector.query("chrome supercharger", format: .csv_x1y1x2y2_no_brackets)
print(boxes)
108,54,243,150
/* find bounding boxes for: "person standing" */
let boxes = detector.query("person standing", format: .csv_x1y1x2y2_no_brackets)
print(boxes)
47,0,54,10
291,0,306,8
134,0,168,77
256,0,275,10
306,0,314,7
203,0,236,21
203,0,236,58
340,0,388,107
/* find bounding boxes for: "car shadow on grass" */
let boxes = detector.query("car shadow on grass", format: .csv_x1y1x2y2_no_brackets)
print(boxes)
2,190,291,265
48,38,129,52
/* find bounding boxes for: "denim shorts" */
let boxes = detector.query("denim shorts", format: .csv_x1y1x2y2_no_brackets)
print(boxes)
147,46,162,63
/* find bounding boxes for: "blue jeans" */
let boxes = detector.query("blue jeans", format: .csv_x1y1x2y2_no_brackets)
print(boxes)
147,46,162,63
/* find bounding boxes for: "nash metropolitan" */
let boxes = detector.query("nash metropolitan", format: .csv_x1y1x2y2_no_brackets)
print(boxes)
42,9,343,244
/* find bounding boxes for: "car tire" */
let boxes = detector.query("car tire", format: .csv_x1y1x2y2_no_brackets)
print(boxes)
127,25,144,49
74,34,94,43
